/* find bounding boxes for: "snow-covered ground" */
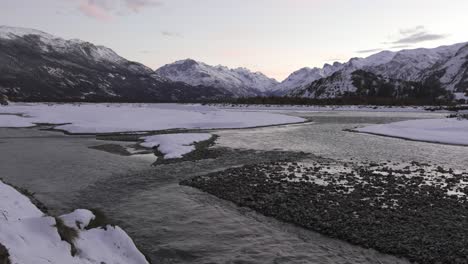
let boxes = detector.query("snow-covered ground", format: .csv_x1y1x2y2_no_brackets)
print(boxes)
356,118,468,146
140,133,212,159
0,180,149,264
0,103,305,134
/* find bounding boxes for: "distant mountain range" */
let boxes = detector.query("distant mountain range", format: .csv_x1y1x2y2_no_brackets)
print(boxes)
287,43,468,101
0,25,467,102
0,26,231,102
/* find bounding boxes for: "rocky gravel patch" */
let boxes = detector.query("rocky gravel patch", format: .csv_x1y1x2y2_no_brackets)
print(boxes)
181,160,468,264
0,242,11,264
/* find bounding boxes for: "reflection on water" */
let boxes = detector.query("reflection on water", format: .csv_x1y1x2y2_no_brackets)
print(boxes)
2,111,464,263
217,111,468,170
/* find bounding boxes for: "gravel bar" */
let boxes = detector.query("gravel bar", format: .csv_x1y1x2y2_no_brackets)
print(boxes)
181,160,468,264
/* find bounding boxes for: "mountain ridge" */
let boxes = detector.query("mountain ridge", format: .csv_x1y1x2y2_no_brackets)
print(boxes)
287,42,468,101
0,25,231,102
1,25,467,102
155,59,279,97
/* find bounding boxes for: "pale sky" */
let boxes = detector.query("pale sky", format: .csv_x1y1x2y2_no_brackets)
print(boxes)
1,0,467,81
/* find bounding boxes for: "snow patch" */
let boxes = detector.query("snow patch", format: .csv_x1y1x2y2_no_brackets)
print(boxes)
0,103,305,134
140,133,212,159
59,209,95,230
356,118,468,146
0,180,149,264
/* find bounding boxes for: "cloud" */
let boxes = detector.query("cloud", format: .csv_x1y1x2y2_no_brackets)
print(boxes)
390,44,412,49
74,0,162,21
78,0,113,21
356,48,383,54
390,26,447,44
323,58,345,63
161,31,182,38
125,0,162,12
399,25,425,36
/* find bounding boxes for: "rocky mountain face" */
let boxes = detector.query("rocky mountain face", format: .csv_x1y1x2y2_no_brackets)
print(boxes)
155,59,279,97
273,62,344,95
288,43,468,101
0,26,231,102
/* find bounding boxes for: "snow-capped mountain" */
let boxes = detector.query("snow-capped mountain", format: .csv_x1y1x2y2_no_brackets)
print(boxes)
156,59,279,96
1,25,466,102
273,62,344,95
372,44,466,81
424,44,468,95
0,26,230,102
289,42,468,100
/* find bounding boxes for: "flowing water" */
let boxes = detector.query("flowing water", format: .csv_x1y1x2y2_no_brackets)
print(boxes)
1,110,467,263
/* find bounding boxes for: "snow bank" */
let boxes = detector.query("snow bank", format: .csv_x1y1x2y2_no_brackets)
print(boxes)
59,209,95,230
0,180,149,264
70,225,148,264
356,118,468,146
0,103,305,133
141,133,212,159
0,114,35,128
59,210,148,264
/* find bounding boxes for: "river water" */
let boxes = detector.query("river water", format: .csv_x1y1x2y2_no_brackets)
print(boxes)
1,110,466,263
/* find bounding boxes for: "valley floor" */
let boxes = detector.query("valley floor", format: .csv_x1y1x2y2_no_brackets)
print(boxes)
0,103,467,263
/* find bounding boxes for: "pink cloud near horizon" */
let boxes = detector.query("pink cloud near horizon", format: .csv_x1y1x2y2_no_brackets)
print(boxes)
75,0,161,21
125,0,162,12
78,0,113,21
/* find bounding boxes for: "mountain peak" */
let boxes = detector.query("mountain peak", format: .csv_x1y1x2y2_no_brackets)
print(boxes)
174,58,199,65
0,25,54,40
156,60,278,96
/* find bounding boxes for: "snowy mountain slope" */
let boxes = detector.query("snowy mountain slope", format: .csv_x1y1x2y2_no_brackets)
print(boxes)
288,42,468,100
0,26,230,102
424,43,468,93
0,26,143,72
275,51,401,95
273,63,343,95
285,51,397,98
371,44,465,81
155,59,279,96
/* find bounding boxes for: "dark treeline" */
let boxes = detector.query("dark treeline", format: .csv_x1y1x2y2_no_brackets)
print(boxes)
203,96,460,106
11,96,208,104
9,95,466,107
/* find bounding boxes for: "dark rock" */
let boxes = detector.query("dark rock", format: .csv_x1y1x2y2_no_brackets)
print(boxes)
0,94,7,105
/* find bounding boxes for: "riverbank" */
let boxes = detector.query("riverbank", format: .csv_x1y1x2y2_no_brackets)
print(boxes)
181,160,468,264
0,179,149,264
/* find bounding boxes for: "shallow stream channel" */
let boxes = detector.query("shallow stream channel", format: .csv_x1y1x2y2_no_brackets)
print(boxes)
1,110,467,263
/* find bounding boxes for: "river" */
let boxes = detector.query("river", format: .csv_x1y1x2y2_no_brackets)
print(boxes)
1,110,466,263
